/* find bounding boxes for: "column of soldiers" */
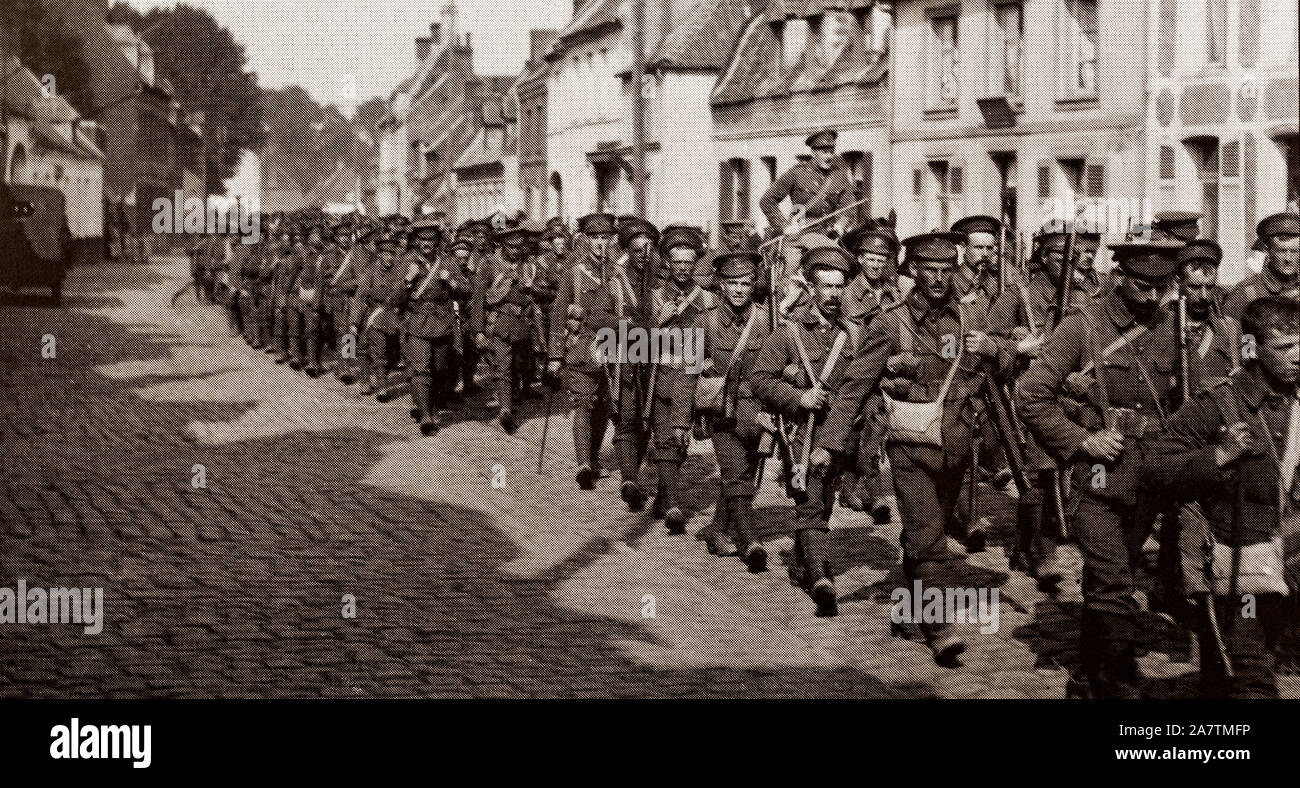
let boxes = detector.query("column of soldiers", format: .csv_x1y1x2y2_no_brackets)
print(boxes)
198,132,1298,697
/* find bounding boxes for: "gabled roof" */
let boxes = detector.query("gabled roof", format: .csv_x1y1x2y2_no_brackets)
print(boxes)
649,0,766,71
553,0,625,49
765,0,871,19
452,125,508,174
711,9,887,107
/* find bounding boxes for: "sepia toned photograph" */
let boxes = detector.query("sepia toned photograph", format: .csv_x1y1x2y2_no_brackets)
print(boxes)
0,0,1296,770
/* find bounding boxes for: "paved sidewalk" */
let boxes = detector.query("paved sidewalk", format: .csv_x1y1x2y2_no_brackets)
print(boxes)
0,256,1279,698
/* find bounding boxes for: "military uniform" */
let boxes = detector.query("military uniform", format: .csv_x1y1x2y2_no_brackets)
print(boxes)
1144,362,1299,697
286,230,329,375
398,231,469,434
674,251,773,569
1017,244,1185,696
820,233,1014,657
550,219,615,487
837,226,905,521
235,237,262,347
473,230,541,433
760,129,856,278
352,238,408,396
1221,212,1300,320
646,274,716,530
323,228,360,382
587,219,661,509
753,244,860,615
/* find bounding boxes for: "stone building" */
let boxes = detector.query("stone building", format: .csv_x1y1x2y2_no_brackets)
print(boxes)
712,2,891,238
1145,0,1298,285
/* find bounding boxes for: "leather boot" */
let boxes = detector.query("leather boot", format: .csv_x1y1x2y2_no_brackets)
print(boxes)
658,461,686,532
838,471,864,511
414,381,438,435
730,502,766,572
797,529,836,616
304,329,321,377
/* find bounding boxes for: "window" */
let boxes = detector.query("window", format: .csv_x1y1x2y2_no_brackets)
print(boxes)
991,3,1024,100
927,160,955,229
1159,145,1176,180
1185,137,1219,240
1037,162,1052,199
1206,0,1226,66
761,156,777,183
1063,0,1098,99
928,12,959,110
1280,134,1299,212
841,151,872,222
599,49,609,118
719,158,751,222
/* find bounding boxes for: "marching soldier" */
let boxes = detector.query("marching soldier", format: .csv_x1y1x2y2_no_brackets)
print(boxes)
581,217,661,510
1144,296,1299,698
285,221,328,375
813,232,1014,662
647,225,717,532
342,222,380,382
760,129,855,276
473,223,541,434
266,223,293,362
233,227,261,347
835,223,905,522
675,250,773,569
1178,240,1240,382
986,226,1095,590
320,222,357,381
1222,212,1300,320
753,241,860,617
396,221,468,434
352,234,407,398
951,215,1002,305
1017,241,1184,697
548,213,619,488
446,232,481,398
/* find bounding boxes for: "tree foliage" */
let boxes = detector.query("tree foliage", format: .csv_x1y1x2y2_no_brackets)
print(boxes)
108,2,265,194
2,0,91,103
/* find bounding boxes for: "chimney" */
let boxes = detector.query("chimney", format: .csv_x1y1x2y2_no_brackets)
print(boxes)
430,22,441,45
416,37,433,60
529,30,558,64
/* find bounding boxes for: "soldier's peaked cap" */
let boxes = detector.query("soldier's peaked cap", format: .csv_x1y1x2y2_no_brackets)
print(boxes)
806,128,838,148
1109,242,1181,279
660,224,704,254
801,242,854,275
902,232,963,263
713,251,761,279
950,215,1002,238
377,236,401,252
578,212,617,235
1256,211,1300,240
1152,210,1202,241
1177,238,1222,267
411,219,441,236
842,225,899,257
495,222,529,240
618,218,660,249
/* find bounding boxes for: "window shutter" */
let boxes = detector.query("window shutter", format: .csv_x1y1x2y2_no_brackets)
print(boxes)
1221,140,1240,178
1085,163,1105,198
1159,146,1175,180
913,167,923,198
737,159,751,220
719,161,733,222
949,165,964,195
860,151,873,218
1037,162,1051,199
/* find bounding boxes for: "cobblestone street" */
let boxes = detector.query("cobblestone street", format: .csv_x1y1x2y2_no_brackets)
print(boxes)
1,255,1288,699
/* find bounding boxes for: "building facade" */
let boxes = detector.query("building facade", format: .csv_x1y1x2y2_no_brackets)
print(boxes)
1145,0,1299,285
517,30,557,220
888,0,1146,255
453,93,520,220
712,2,892,238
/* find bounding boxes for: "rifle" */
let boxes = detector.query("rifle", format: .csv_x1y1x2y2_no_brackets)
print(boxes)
754,235,792,488
329,247,355,287
411,255,444,300
1176,296,1192,407
980,359,1030,497
1051,220,1078,333
757,195,873,250
537,378,556,473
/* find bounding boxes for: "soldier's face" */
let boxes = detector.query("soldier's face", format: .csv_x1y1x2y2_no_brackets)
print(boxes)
812,146,835,168
1077,246,1097,272
454,248,470,262
1179,265,1217,317
502,236,525,260
418,238,436,255
965,234,996,269
858,250,888,282
1118,273,1169,319
1266,234,1299,280
668,249,696,284
723,228,744,248
1257,328,1300,386
336,234,352,250
916,260,955,302
629,234,652,253
588,232,612,257
811,269,846,316
551,237,568,255
721,274,755,310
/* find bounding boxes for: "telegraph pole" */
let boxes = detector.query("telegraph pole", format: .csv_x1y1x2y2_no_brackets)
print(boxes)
630,0,646,217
